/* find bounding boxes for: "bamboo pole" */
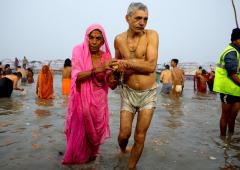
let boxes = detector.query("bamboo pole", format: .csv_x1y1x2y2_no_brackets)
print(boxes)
231,0,239,28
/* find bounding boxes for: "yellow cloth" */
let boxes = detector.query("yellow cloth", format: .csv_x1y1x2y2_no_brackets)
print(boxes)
62,78,71,95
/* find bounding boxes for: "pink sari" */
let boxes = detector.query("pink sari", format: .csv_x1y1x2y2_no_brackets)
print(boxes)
63,24,111,164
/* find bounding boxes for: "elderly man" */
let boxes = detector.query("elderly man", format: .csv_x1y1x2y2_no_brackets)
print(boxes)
111,2,159,169
213,28,240,138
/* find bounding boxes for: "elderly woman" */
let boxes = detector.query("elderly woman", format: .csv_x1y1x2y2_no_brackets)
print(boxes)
36,65,54,99
63,24,115,164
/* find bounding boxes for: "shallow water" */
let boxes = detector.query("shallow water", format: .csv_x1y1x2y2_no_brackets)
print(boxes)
0,75,239,170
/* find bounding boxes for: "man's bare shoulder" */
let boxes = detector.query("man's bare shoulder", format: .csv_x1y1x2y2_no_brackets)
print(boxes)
114,32,127,43
146,29,159,38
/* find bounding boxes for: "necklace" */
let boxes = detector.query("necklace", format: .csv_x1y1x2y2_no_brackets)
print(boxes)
126,32,141,58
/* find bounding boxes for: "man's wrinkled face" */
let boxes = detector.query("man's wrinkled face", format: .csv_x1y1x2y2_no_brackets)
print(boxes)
126,10,148,33
88,29,104,53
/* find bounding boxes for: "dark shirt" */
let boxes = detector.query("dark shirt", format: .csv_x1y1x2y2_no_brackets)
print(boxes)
224,43,240,75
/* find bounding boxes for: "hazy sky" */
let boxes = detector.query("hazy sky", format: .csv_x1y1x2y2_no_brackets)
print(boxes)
0,0,239,64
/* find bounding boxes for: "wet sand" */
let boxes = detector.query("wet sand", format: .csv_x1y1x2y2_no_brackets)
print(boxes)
0,75,239,170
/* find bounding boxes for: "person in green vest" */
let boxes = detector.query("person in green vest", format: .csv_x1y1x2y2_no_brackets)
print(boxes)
213,28,240,138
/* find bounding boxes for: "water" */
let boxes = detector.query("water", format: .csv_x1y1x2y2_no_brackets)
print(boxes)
0,75,239,170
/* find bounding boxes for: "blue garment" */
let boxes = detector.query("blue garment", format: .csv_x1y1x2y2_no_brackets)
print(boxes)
224,43,240,75
161,83,172,94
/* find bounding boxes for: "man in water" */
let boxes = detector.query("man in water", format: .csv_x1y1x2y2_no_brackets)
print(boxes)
171,59,184,96
0,72,23,97
196,66,202,75
213,28,240,138
111,2,159,169
194,69,208,93
16,66,27,83
207,70,215,92
160,64,172,94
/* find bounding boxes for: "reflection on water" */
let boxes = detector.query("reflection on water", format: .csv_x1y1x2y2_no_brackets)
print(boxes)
0,76,239,170
163,96,184,129
35,109,51,117
213,133,240,169
0,98,23,115
35,98,54,107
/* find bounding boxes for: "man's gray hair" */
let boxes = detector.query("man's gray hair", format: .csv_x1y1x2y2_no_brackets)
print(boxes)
127,2,148,16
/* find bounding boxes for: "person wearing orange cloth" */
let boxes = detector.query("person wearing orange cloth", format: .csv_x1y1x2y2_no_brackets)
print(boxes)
36,65,54,99
62,58,71,95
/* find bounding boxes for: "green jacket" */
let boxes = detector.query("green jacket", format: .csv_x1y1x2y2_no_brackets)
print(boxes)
213,45,240,96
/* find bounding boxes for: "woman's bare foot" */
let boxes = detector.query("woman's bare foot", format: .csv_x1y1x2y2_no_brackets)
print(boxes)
87,156,97,163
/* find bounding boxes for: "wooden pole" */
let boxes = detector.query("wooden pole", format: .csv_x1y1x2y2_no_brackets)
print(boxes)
231,0,239,28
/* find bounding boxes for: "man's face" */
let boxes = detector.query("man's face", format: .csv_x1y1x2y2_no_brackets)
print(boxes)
88,30,104,53
234,39,240,47
126,10,148,33
171,61,175,67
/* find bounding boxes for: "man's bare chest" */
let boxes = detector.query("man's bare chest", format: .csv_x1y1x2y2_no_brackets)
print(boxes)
119,41,148,60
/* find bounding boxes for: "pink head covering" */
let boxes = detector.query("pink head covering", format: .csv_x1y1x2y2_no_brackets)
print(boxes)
65,24,111,130
63,24,112,164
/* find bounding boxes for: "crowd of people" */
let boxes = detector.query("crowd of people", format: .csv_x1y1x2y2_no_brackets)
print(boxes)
193,66,215,93
0,2,239,170
0,57,34,97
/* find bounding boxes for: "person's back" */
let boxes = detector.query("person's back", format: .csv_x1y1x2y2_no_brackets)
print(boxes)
196,70,208,93
17,67,27,83
62,67,71,79
171,67,184,85
171,59,184,95
161,69,172,84
62,58,72,95
160,65,172,94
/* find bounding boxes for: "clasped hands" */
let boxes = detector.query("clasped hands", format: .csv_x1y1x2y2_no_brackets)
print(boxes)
103,59,129,73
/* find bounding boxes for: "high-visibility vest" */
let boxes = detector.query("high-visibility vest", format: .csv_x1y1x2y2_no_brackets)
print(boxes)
213,45,240,96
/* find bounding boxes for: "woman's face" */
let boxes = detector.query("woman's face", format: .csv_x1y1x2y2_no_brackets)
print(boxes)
42,65,49,74
88,29,104,53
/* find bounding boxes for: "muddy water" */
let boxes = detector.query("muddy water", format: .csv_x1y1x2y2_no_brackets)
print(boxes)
0,75,239,170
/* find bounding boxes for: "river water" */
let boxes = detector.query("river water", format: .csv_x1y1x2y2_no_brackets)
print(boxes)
0,75,239,170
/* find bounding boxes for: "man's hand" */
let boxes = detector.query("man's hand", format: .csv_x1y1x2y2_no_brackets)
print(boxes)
110,60,130,72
